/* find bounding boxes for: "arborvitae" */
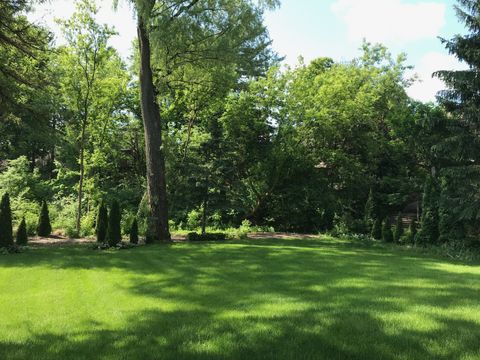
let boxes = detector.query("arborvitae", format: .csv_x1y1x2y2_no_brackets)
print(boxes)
96,201,108,243
16,217,28,246
37,200,52,237
406,219,417,244
364,189,375,231
382,220,394,243
0,193,13,247
129,218,139,244
393,214,404,243
416,177,439,245
106,200,121,247
416,210,439,245
371,218,382,240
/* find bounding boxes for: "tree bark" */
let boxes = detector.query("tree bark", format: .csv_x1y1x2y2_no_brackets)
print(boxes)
137,16,171,242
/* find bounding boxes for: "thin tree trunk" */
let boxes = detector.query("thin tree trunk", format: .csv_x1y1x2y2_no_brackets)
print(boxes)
201,175,209,235
137,16,171,242
76,119,87,235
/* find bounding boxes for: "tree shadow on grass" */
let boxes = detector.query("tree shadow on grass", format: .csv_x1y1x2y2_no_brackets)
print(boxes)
1,307,479,360
0,238,480,359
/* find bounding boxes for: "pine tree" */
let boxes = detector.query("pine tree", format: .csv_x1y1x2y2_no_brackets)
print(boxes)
393,214,404,243
106,200,121,247
16,217,28,246
37,200,52,237
130,218,139,244
371,218,382,240
96,201,108,243
382,220,394,243
0,193,13,248
434,0,480,240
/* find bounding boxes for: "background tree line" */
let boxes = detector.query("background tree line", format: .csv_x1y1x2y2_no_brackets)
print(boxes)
1,0,480,248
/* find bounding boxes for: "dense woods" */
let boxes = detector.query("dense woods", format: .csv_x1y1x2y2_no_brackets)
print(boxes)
1,0,480,251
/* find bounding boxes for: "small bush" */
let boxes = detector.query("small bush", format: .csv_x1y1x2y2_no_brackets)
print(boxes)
0,193,13,248
186,208,202,230
16,217,28,246
237,219,251,239
106,200,121,246
96,201,108,243
37,200,52,237
130,218,139,244
382,220,394,243
80,211,96,237
187,232,226,242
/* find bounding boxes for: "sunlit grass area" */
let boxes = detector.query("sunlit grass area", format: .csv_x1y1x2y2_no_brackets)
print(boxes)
1,237,480,359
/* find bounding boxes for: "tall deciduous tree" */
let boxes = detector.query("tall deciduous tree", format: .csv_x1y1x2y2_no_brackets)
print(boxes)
115,0,279,241
58,0,116,234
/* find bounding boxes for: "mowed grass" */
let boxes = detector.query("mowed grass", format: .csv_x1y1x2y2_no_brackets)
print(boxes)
1,237,480,360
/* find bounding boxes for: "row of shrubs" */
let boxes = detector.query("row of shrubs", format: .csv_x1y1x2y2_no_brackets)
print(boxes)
95,200,138,247
0,193,52,250
369,216,417,244
186,232,226,242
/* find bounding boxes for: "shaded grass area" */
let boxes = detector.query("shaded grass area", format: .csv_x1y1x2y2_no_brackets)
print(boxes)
0,237,480,359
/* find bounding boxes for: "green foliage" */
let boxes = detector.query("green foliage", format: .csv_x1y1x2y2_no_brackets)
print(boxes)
404,219,417,244
382,221,394,243
438,174,466,243
0,157,50,201
0,193,14,247
371,219,382,240
416,177,439,245
16,217,28,246
96,201,108,243
364,189,375,230
186,209,202,230
186,232,226,241
129,218,139,245
37,200,52,237
106,200,121,247
393,214,404,243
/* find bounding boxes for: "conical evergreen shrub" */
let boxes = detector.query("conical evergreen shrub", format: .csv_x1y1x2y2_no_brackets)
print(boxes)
106,200,121,247
96,201,108,243
382,220,393,243
406,219,417,244
0,193,13,248
37,200,52,237
393,214,403,243
364,189,375,231
16,217,28,246
130,218,139,244
371,218,382,240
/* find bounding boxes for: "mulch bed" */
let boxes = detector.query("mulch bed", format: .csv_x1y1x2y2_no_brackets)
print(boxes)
27,232,319,247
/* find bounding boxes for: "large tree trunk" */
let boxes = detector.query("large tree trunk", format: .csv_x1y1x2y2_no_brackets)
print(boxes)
137,16,171,242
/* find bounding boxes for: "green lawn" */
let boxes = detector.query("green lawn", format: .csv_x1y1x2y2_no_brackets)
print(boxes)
1,237,479,360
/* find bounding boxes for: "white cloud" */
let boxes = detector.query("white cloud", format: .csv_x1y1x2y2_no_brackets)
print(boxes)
29,0,136,60
331,0,446,44
406,52,468,102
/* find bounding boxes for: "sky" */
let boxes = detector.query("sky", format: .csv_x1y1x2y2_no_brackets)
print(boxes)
30,0,468,102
